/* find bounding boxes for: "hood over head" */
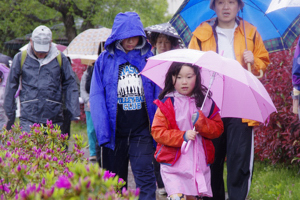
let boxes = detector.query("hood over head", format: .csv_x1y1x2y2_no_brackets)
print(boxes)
105,12,151,55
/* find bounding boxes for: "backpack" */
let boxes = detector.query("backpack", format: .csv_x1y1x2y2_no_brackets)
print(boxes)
20,50,62,70
153,97,217,166
85,65,94,94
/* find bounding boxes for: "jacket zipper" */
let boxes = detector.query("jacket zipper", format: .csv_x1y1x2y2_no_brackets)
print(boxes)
21,99,38,104
46,99,63,105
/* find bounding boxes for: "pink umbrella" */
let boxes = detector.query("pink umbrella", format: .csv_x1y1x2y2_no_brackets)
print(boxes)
55,44,67,52
140,49,276,124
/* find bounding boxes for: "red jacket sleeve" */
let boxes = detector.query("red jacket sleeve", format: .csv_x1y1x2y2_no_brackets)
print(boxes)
194,110,224,139
151,108,185,148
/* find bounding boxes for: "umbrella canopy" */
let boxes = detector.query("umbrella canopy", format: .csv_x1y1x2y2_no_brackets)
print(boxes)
0,63,10,87
144,22,180,39
170,0,300,53
19,43,67,52
63,27,112,61
140,49,276,123
266,0,300,13
0,53,12,68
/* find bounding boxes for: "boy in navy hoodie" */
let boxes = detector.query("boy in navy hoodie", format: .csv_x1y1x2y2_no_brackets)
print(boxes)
89,12,159,200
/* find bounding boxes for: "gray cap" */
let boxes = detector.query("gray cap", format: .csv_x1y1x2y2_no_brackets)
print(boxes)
210,0,244,10
31,25,52,52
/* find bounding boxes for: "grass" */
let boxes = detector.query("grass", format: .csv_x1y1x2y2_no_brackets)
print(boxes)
70,121,88,141
248,162,300,200
223,161,300,200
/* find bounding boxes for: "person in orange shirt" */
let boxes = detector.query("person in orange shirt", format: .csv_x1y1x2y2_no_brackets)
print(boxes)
188,0,270,199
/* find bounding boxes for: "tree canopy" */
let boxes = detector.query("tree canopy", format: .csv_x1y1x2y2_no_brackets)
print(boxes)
0,0,171,57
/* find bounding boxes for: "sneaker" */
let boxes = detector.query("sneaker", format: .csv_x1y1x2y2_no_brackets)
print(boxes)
157,187,167,195
89,156,97,161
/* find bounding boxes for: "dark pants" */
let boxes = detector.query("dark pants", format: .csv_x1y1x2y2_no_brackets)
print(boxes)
20,118,64,134
153,157,165,188
102,129,156,200
96,143,102,167
61,109,72,151
204,118,254,200
61,109,71,138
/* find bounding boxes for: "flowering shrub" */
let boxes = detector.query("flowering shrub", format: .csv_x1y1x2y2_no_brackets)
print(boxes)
254,37,300,165
0,121,139,199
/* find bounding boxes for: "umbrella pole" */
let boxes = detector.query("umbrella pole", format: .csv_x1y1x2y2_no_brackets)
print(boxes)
242,9,263,78
201,72,216,111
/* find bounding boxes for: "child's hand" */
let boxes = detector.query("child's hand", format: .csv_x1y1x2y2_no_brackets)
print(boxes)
185,130,198,141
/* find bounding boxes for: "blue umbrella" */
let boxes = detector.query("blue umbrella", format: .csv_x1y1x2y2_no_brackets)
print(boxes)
170,0,300,53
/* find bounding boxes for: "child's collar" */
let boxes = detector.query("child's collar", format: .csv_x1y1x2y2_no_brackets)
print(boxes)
166,91,195,98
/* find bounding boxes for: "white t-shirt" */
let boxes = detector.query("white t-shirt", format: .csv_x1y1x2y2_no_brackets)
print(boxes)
216,23,237,60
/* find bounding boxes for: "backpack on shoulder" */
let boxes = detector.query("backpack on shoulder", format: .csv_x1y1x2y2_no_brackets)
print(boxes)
20,50,62,70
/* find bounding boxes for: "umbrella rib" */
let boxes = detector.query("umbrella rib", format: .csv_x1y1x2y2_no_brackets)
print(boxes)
241,73,266,122
246,0,283,38
139,60,171,73
248,86,265,122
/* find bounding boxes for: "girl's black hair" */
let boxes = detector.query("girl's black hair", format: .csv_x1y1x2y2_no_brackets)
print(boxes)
149,32,179,48
158,62,212,108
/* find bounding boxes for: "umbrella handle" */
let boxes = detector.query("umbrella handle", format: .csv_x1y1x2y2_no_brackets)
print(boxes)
247,63,264,79
181,140,192,154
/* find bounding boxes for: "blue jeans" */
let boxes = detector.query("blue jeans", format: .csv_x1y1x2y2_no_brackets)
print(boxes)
102,127,156,200
85,111,97,157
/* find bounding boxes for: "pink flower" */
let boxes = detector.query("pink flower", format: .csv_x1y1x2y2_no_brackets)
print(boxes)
55,176,72,189
103,170,116,181
0,183,10,193
86,181,91,189
67,171,74,178
41,187,54,198
122,187,128,196
45,162,49,168
17,165,22,172
134,187,140,196
5,152,11,158
58,160,63,165
118,178,124,184
6,141,11,146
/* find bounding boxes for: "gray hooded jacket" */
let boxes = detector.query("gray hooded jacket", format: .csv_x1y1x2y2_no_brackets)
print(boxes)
4,43,80,126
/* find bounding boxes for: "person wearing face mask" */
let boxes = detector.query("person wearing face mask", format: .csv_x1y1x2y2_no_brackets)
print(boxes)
188,0,270,200
4,25,80,134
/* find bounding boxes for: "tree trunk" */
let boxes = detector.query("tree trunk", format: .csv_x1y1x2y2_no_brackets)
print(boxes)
80,20,94,32
61,13,77,44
